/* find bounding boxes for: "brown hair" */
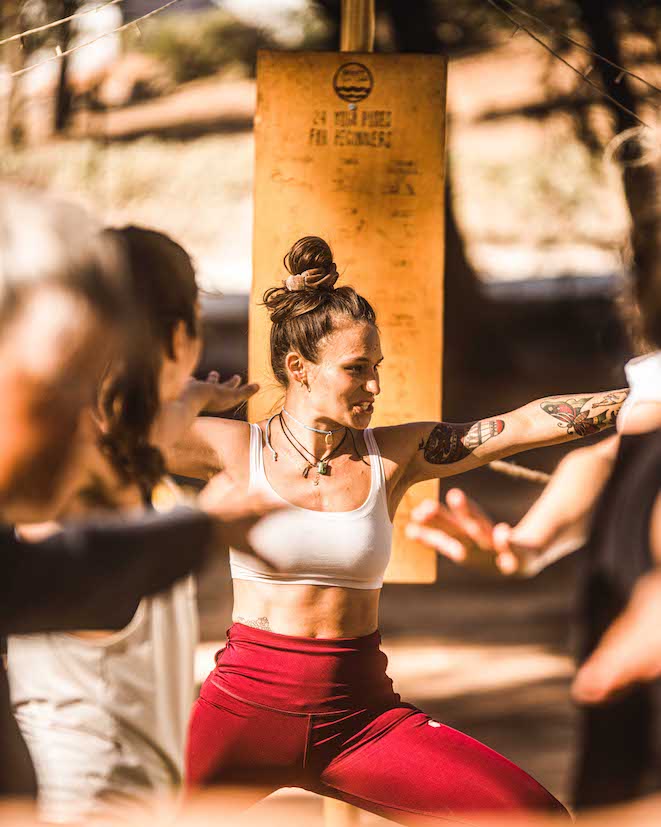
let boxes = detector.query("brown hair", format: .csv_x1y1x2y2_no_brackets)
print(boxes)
263,236,377,387
99,226,199,495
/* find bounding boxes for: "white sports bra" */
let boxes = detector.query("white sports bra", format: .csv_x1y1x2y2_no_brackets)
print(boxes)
229,424,393,590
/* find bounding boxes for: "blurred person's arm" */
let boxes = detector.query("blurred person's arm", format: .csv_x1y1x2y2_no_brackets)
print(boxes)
164,416,227,481
0,508,213,634
572,491,661,704
1,481,284,635
151,373,258,450
406,436,618,577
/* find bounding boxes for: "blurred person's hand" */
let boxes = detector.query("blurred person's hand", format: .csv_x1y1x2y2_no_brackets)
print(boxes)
572,570,661,705
152,374,260,450
201,471,392,572
405,490,536,576
193,372,259,414
199,472,281,558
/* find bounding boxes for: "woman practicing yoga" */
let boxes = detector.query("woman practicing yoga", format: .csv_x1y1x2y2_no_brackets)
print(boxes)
176,236,628,823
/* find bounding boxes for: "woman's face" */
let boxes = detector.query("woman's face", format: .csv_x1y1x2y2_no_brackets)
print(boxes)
159,306,202,402
0,289,119,521
303,320,382,429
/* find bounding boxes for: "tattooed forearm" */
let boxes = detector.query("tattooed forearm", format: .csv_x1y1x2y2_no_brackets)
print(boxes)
419,420,505,465
540,389,629,437
235,616,272,631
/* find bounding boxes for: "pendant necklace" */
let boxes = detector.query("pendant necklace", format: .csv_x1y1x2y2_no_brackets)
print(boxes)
279,413,348,485
282,408,343,449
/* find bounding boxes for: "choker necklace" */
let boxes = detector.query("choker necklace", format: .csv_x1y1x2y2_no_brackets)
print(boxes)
282,408,343,447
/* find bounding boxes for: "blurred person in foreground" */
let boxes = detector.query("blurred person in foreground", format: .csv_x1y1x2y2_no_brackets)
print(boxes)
7,226,260,823
407,261,661,809
0,187,279,800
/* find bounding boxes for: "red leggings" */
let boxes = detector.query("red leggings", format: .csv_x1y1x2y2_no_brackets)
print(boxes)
186,624,569,824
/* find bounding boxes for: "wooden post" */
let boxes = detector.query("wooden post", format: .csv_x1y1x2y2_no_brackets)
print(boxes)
250,50,446,582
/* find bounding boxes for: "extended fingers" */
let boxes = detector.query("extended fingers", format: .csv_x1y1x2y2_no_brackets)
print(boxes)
406,521,467,562
491,522,520,575
445,488,496,550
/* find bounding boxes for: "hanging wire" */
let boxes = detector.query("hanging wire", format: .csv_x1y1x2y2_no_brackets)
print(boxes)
0,0,127,48
485,0,653,130
498,0,661,97
9,0,181,78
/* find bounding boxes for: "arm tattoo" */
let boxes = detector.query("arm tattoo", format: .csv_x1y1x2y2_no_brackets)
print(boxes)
418,420,505,465
540,390,629,437
235,616,272,631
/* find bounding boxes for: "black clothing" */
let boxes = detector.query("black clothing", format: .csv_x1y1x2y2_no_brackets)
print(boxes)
574,429,661,808
0,508,213,797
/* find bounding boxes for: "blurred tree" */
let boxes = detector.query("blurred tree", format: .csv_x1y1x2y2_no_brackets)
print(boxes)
0,0,26,146
53,0,76,132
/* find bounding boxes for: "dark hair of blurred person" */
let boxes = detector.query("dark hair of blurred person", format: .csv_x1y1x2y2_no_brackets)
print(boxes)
99,226,201,499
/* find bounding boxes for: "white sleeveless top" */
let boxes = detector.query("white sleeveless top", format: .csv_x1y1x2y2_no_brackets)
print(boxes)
8,577,197,823
230,425,393,590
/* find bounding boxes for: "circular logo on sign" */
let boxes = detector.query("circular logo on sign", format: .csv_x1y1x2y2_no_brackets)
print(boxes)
333,62,373,103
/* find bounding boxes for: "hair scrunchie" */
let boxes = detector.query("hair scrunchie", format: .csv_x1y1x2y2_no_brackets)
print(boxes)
284,263,339,292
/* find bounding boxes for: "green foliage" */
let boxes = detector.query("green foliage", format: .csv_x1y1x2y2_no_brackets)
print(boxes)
131,10,275,85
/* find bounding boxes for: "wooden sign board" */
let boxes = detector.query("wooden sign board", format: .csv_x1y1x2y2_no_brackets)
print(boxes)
250,51,447,583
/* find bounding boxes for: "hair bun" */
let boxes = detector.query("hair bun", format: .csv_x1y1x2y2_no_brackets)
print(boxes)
285,263,338,293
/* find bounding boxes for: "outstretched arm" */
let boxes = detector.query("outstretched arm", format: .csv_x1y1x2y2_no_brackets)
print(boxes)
406,435,618,577
397,388,627,485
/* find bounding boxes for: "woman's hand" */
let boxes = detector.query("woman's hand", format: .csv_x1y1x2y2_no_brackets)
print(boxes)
152,374,259,451
405,489,536,576
193,372,259,415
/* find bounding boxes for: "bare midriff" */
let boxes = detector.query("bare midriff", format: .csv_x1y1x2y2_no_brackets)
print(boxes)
232,579,381,639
